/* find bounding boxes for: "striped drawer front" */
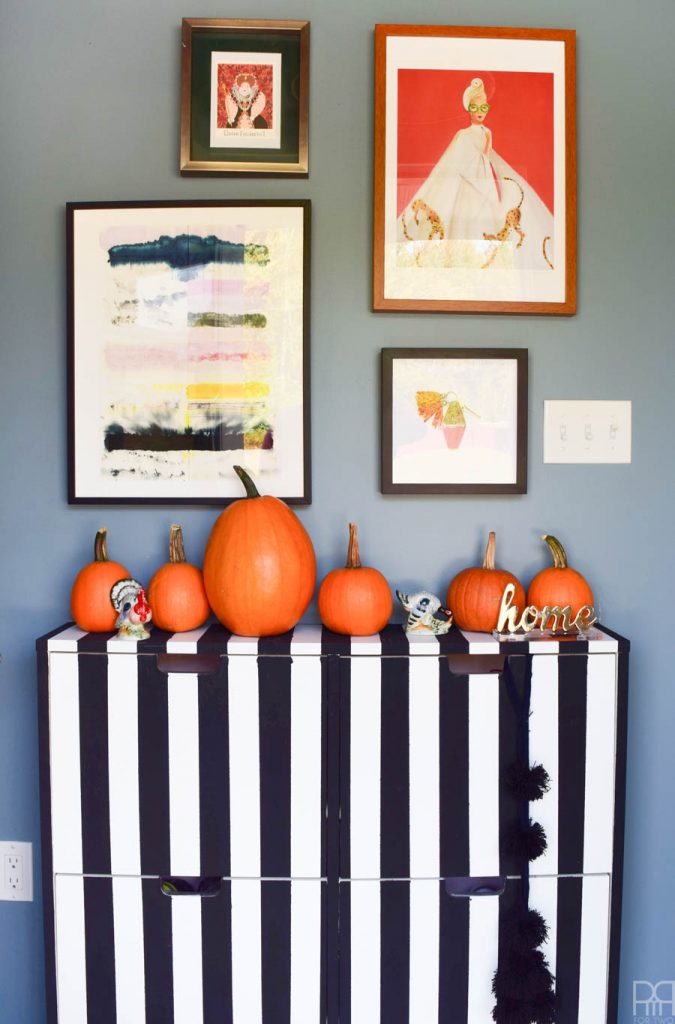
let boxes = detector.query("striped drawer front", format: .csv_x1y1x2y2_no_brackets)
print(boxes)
54,875,326,1024
341,651,617,878
48,650,326,878
340,875,611,1024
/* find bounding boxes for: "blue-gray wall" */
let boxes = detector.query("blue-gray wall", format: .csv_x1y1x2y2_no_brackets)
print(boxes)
1,1,673,1020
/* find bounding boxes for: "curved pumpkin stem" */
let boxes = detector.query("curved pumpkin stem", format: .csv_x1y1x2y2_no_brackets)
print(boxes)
482,531,497,570
94,527,109,563
542,534,568,569
346,523,362,569
169,524,187,564
233,464,260,499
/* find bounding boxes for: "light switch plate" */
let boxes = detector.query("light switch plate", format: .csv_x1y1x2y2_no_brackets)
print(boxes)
544,400,632,464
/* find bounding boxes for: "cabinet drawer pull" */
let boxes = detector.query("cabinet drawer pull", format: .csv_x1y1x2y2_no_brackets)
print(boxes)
444,876,505,898
155,653,221,675
160,876,222,897
445,654,506,677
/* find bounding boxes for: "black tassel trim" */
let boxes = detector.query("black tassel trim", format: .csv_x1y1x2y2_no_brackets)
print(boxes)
493,948,555,1001
505,761,551,801
502,907,549,951
530,988,558,1023
504,818,548,861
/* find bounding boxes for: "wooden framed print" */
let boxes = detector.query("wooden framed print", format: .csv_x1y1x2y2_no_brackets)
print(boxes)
180,19,309,175
382,348,528,494
67,201,311,505
373,25,576,314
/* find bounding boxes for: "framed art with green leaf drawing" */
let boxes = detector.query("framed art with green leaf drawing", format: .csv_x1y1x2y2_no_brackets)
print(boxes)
373,25,576,314
381,348,528,494
180,19,309,175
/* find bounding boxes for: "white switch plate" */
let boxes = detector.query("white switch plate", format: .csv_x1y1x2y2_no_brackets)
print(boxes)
0,841,33,902
544,400,632,464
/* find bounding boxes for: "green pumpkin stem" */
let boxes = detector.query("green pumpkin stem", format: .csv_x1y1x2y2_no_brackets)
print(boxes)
233,464,260,499
94,527,109,563
482,531,497,570
346,523,362,569
542,534,568,569
169,524,187,564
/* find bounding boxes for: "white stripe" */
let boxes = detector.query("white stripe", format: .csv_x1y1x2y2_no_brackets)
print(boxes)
228,650,261,876
231,880,263,1024
106,637,138,654
168,673,201,875
49,654,83,874
291,656,323,877
467,895,500,1023
468,674,500,876
54,875,87,1024
409,881,439,1020
47,625,87,652
406,632,442,654
290,881,322,1023
584,655,617,873
349,881,380,1024
166,623,211,653
349,633,383,655
172,896,204,1023
350,640,381,878
108,656,141,875
588,628,619,653
409,656,440,877
529,655,559,875
290,623,324,656
578,875,611,1023
227,635,260,655
529,876,558,994
112,876,146,1023
460,630,500,653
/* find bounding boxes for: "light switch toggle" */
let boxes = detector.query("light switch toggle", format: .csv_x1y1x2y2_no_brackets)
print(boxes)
544,400,632,464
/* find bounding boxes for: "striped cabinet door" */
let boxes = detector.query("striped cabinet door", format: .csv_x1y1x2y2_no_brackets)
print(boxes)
339,875,611,1024
339,649,618,879
53,875,327,1024
48,646,327,879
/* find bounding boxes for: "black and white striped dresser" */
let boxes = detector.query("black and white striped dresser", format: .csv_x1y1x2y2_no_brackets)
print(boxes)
37,621,629,1023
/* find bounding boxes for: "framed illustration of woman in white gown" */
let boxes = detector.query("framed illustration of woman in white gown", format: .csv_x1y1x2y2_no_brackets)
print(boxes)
373,25,576,314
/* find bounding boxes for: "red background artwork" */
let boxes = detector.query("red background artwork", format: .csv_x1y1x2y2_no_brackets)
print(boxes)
397,69,554,215
217,63,275,129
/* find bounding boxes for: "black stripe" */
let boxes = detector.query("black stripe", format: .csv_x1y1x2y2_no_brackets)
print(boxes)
498,656,528,875
557,655,588,873
338,653,351,879
380,658,409,877
79,654,111,873
138,658,171,874
321,627,352,658
320,882,330,1024
147,626,174,651
198,621,233,650
258,630,294,656
379,625,409,655
439,660,469,876
607,649,629,1023
323,655,335,881
596,622,630,652
261,880,291,1023
380,882,410,1023
438,624,470,653
142,878,175,1022
198,658,231,877
37,648,57,1024
258,655,292,877
338,883,352,1024
438,880,470,1022
83,877,116,1024
202,881,233,1024
77,630,116,652
555,876,583,1024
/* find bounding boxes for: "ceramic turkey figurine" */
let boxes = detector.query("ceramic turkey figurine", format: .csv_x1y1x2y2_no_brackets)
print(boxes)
110,578,153,641
397,590,453,635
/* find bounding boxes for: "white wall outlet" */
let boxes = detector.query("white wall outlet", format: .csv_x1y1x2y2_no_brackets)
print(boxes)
0,841,33,902
543,400,632,464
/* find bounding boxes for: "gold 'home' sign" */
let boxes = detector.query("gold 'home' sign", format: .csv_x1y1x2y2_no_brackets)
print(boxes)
497,583,597,635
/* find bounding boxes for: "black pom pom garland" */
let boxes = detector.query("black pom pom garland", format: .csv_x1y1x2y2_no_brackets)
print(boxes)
505,761,551,801
505,818,548,861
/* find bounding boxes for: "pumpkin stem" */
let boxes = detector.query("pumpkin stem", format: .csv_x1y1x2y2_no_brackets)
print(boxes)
94,527,109,563
542,534,568,569
233,464,260,499
169,524,187,564
482,531,497,570
346,523,362,569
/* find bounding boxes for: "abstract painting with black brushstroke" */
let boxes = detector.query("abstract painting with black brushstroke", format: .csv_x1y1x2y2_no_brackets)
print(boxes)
69,203,309,503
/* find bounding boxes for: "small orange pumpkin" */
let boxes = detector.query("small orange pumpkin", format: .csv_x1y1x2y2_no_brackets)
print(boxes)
203,465,316,636
148,524,211,633
318,523,393,636
448,531,526,632
527,534,594,622
70,528,130,632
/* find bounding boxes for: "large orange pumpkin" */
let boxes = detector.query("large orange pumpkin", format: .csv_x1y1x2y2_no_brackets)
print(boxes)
70,528,130,632
203,465,316,636
527,534,594,622
148,524,211,633
318,523,392,636
448,531,526,632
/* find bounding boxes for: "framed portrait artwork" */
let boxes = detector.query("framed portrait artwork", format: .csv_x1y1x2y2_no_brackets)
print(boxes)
67,201,311,505
180,19,309,175
373,26,576,314
382,348,528,494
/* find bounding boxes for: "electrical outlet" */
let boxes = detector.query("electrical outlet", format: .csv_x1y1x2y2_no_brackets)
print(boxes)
543,400,632,464
0,841,33,902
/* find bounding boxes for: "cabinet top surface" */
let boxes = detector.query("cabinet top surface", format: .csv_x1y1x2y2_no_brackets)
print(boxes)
37,621,628,656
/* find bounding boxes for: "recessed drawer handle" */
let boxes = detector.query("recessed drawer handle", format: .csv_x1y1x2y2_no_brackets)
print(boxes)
444,654,506,677
155,653,221,675
160,876,222,897
444,876,505,898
